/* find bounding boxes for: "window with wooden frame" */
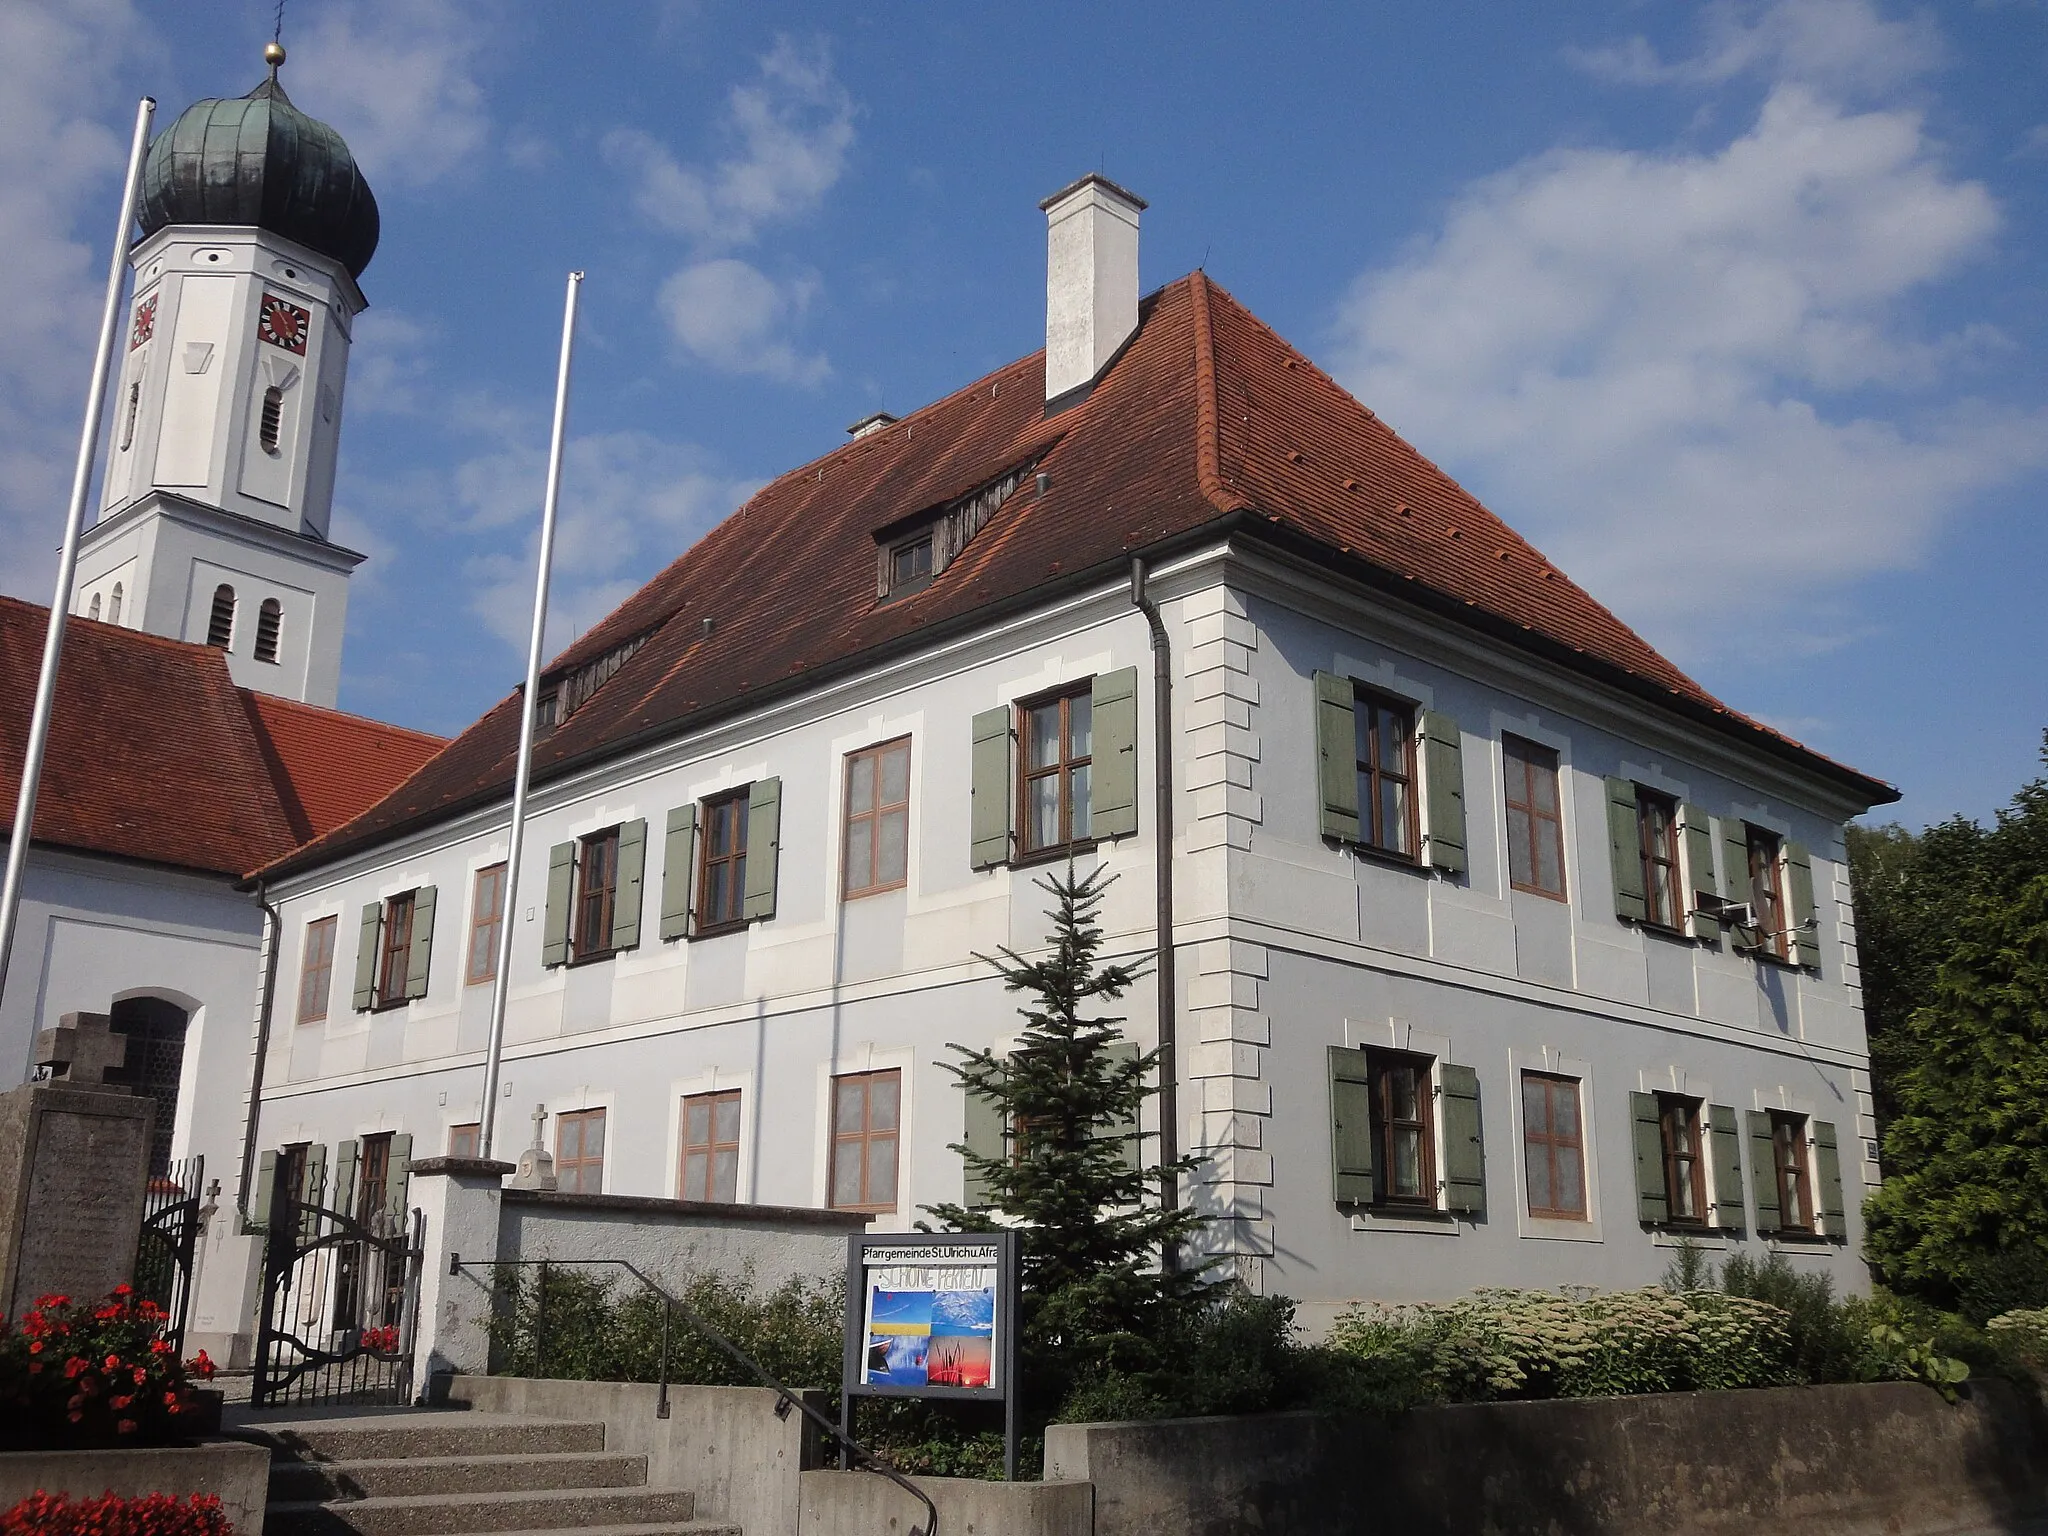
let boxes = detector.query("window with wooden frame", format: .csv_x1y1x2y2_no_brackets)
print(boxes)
466,864,506,985
1503,735,1566,899
697,790,751,932
447,1123,480,1159
556,1108,606,1196
888,531,935,596
1657,1095,1708,1225
279,1142,310,1207
374,892,415,1009
1353,690,1418,859
356,1131,393,1227
297,916,336,1024
1637,790,1683,930
1369,1050,1436,1206
679,1089,742,1203
1521,1071,1588,1220
1747,827,1790,959
844,738,911,898
1018,686,1093,857
1771,1111,1814,1233
829,1069,901,1212
574,831,620,960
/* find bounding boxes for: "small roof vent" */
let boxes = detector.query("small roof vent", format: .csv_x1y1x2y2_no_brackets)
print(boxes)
847,411,899,439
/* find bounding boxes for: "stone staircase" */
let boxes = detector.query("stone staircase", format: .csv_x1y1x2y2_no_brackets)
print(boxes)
240,1411,740,1535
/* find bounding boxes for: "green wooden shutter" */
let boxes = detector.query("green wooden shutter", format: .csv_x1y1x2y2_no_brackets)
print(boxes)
962,1081,1005,1209
1630,1092,1668,1224
385,1133,413,1230
660,804,697,941
404,885,436,1000
251,1149,278,1233
1105,1039,1142,1173
1091,667,1140,840
742,777,781,921
1721,820,1757,948
1328,1045,1374,1204
1814,1120,1846,1237
1785,841,1821,968
612,818,648,949
1708,1105,1745,1229
332,1139,361,1221
1419,709,1466,874
1605,778,1646,923
970,707,1013,869
1679,803,1719,941
1315,672,1361,843
1747,1111,1781,1233
300,1143,328,1239
1440,1063,1485,1216
541,841,575,967
352,902,381,1010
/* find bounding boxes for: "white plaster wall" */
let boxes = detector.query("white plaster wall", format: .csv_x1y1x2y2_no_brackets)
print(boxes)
498,1195,857,1294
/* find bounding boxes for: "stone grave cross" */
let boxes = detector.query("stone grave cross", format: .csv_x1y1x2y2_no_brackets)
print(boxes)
32,1012,130,1090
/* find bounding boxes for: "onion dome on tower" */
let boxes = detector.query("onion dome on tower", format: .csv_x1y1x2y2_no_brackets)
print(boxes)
136,42,380,279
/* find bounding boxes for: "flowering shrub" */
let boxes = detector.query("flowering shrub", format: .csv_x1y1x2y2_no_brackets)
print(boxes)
1,1491,229,1535
0,1287,216,1449
1326,1287,1797,1403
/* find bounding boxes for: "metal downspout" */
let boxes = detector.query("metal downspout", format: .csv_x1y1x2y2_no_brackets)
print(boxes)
1129,557,1181,1259
236,883,282,1229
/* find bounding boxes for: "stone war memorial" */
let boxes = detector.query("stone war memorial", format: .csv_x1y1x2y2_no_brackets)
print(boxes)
0,1012,153,1321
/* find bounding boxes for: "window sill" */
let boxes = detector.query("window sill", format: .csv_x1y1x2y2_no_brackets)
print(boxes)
1341,840,1425,873
1346,1206,1460,1236
565,949,617,969
1520,1214,1603,1243
1509,882,1569,904
1766,1231,1837,1251
1012,839,1099,869
1649,1226,1729,1249
842,880,908,903
688,920,749,943
369,998,409,1014
465,975,496,989
1635,920,1706,945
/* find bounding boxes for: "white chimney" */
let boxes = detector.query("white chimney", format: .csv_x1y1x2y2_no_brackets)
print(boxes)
1040,174,1146,406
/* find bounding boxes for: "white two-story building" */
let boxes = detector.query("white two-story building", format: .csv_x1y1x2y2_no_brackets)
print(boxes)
188,175,1897,1350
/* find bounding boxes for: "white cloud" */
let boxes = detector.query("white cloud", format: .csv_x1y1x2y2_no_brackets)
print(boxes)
606,35,855,384
658,259,829,385
1567,0,1943,97
604,35,855,249
346,309,438,415
289,0,493,187
1334,77,2045,665
445,423,760,652
0,0,156,600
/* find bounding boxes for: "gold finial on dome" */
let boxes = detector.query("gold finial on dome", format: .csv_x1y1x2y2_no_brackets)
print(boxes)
264,40,287,68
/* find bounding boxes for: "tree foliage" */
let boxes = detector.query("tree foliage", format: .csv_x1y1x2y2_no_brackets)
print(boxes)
922,865,1208,1418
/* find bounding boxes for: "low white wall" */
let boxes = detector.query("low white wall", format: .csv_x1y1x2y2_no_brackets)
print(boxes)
498,1189,867,1293
800,1469,1094,1536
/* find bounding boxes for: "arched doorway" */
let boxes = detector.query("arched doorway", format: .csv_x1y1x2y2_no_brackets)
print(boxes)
107,995,190,1179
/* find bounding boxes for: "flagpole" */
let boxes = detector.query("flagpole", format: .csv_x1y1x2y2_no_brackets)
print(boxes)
0,97,156,1005
479,270,583,1160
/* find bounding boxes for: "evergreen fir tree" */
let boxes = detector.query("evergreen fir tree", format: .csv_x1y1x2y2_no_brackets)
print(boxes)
923,864,1207,1413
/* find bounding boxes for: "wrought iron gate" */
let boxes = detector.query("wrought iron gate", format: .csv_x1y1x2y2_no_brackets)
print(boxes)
135,1154,202,1356
251,1171,423,1408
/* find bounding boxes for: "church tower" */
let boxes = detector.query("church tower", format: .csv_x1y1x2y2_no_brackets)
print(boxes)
74,45,379,707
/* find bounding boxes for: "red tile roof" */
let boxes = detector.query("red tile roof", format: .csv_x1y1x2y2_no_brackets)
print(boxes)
0,594,443,878
262,275,1892,880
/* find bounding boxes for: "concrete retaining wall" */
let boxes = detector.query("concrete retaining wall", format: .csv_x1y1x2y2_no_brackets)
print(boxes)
799,1469,1093,1536
0,1441,270,1535
450,1373,817,1536
1045,1379,2048,1536
498,1189,865,1293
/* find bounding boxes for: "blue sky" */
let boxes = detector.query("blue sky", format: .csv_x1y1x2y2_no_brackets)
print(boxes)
4,0,2044,830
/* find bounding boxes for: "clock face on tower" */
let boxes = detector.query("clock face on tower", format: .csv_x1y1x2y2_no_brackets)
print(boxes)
130,294,156,350
257,293,311,355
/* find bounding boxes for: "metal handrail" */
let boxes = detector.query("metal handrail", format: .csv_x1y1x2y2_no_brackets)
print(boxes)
455,1256,940,1536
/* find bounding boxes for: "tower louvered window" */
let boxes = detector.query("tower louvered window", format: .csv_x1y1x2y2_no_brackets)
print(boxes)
260,386,284,454
207,585,236,649
121,383,140,450
255,598,283,663
88,594,101,620
109,584,122,625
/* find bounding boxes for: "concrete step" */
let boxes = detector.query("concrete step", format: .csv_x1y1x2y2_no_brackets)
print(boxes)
269,1450,649,1502
243,1412,607,1463
264,1485,699,1536
464,1527,740,1536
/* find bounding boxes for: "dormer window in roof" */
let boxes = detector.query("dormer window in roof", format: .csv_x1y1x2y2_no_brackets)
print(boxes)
874,461,1035,603
536,630,653,731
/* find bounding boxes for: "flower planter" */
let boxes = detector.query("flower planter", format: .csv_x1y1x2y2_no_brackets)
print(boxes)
0,1441,270,1535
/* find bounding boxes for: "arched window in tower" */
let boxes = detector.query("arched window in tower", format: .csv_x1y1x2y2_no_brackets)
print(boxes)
109,583,122,624
88,593,101,620
255,598,283,663
260,385,284,455
207,584,236,649
120,382,140,451
107,996,190,1180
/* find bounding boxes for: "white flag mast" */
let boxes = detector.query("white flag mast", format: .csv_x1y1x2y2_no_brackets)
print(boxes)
0,98,157,1003
479,270,584,1160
